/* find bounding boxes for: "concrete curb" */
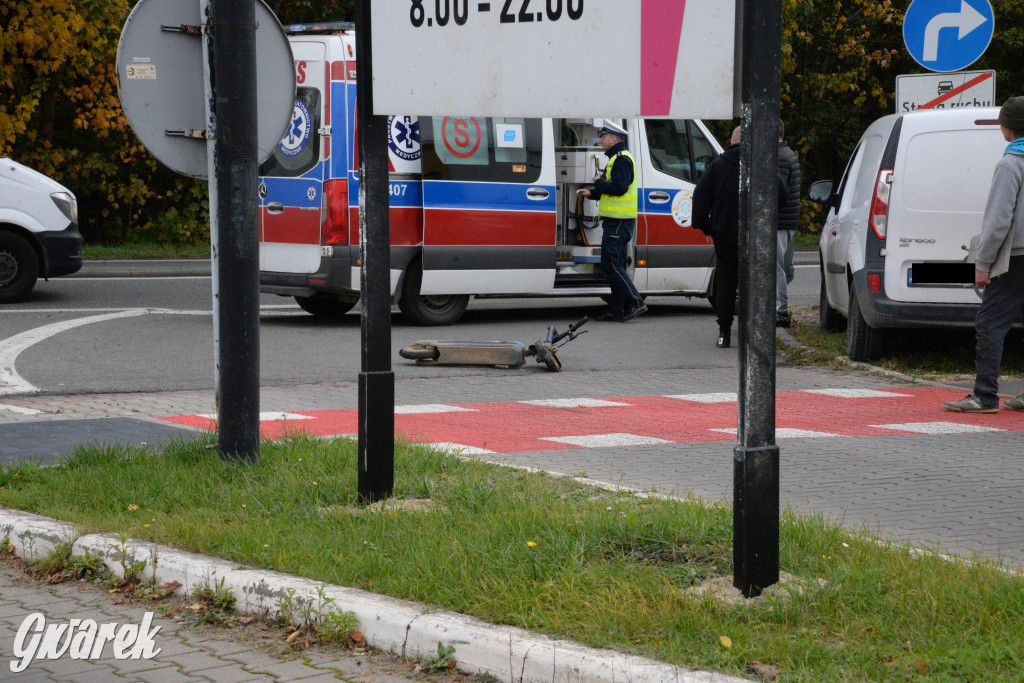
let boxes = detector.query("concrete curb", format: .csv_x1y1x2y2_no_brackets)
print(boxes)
0,509,750,683
71,260,211,278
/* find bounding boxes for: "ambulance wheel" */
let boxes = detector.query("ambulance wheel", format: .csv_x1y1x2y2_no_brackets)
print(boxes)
846,287,882,362
294,295,358,320
399,260,469,326
0,232,39,303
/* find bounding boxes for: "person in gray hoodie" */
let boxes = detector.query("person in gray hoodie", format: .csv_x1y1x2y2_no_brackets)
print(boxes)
943,96,1024,413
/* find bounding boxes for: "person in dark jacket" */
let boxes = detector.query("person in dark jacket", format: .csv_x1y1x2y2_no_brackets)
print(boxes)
693,127,742,347
692,127,789,348
777,120,802,327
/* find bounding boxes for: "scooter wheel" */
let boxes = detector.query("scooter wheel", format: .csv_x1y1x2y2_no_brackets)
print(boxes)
399,345,439,361
534,342,562,372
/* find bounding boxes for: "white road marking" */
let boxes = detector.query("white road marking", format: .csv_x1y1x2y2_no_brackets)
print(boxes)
801,389,911,398
871,422,1005,435
197,412,314,421
711,428,838,438
394,404,477,414
428,442,495,455
0,310,155,396
517,398,629,408
663,393,737,403
539,433,673,447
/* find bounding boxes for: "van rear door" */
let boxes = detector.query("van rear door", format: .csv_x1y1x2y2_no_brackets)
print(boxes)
418,117,556,295
886,116,1005,304
259,39,327,275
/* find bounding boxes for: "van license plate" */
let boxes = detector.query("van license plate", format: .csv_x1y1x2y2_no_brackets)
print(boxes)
908,263,974,285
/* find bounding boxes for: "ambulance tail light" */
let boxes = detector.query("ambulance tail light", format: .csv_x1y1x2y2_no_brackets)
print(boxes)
869,169,892,240
321,179,349,246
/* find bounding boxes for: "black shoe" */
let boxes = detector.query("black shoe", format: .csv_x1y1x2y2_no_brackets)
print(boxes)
775,313,791,328
622,304,648,322
595,311,624,322
716,329,731,348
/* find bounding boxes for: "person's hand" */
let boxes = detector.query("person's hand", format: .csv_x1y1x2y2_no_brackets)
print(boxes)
593,172,602,182
975,269,992,287
576,188,591,198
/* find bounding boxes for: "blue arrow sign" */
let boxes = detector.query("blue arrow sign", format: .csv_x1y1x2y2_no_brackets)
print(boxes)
903,0,994,72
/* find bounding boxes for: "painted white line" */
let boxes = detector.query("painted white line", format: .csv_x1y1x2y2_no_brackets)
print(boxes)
663,393,737,403
394,404,477,414
516,398,629,408
711,428,838,438
197,412,314,421
539,433,673,448
428,442,495,455
0,310,154,396
871,422,1005,435
0,403,42,415
801,389,911,398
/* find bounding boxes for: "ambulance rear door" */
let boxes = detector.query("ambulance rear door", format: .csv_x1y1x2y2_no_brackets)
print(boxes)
635,118,718,294
259,39,327,275
418,117,556,295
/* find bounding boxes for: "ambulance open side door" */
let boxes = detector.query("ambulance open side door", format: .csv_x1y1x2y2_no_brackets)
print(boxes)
258,39,327,277
418,116,557,295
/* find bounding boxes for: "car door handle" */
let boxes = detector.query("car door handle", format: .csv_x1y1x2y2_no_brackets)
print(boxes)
526,188,549,200
266,202,284,214
648,191,671,203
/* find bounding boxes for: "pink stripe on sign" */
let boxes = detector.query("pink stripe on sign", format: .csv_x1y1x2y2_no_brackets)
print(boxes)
641,0,687,116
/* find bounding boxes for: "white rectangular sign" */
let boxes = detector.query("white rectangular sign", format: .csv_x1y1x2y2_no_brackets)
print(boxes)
895,70,996,113
370,0,736,119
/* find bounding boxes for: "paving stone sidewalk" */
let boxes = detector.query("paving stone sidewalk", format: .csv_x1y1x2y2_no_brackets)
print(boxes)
0,559,457,682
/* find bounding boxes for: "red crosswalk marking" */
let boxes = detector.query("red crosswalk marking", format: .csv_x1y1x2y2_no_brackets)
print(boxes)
159,386,1024,453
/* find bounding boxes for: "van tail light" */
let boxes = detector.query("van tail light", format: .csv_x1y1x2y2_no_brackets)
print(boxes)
321,179,349,246
867,272,882,292
869,169,892,240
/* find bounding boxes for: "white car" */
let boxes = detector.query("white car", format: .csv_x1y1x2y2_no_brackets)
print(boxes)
0,158,83,301
807,107,1007,361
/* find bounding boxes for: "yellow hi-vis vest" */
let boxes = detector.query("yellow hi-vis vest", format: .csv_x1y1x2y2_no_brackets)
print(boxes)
599,150,639,219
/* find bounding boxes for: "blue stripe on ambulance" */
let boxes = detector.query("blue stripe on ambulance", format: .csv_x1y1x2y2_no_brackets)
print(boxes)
422,181,556,212
262,176,322,208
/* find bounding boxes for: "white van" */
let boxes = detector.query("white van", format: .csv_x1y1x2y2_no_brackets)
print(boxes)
0,158,82,302
260,23,722,325
808,107,1006,360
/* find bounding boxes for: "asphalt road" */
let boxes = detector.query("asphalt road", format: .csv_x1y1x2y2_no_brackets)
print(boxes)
1,256,820,397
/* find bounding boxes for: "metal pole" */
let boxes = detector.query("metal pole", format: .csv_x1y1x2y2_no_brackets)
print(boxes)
204,0,260,462
355,0,395,502
734,0,783,598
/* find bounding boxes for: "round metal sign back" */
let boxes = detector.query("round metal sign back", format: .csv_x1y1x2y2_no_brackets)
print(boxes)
116,0,296,178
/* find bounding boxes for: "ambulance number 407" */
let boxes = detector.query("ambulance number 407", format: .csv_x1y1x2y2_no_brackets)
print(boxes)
389,183,408,197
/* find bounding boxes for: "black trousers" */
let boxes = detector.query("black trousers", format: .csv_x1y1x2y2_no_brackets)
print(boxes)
713,239,739,332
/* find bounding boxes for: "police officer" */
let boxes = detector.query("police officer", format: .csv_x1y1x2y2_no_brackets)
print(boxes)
577,120,647,322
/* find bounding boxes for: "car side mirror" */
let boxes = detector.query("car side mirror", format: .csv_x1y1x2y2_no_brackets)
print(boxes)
807,179,835,206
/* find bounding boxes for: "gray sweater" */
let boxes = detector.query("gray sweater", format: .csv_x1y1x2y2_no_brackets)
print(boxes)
976,149,1024,273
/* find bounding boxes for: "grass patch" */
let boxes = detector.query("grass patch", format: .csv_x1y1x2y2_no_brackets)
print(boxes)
784,307,1024,383
1,437,1021,680
83,242,209,260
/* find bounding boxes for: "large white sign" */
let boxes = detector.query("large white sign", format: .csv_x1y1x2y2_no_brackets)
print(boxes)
895,70,996,113
370,0,736,118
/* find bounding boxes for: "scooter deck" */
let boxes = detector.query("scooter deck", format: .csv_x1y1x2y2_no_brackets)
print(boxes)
406,340,528,367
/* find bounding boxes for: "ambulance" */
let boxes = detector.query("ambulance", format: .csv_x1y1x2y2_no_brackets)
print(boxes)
259,22,722,325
